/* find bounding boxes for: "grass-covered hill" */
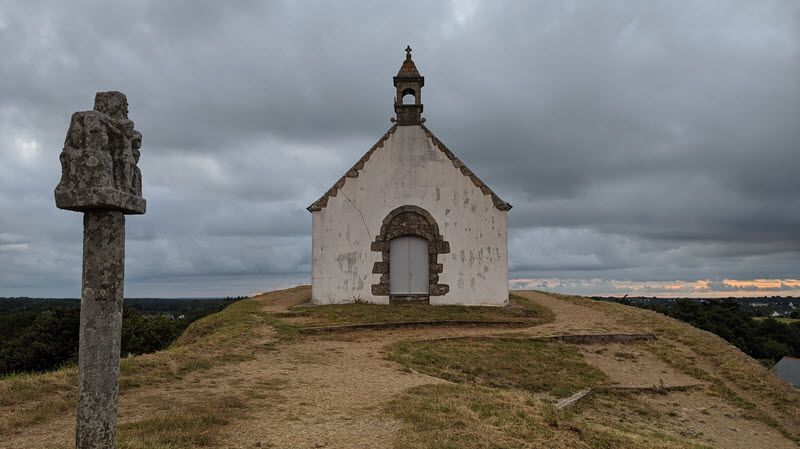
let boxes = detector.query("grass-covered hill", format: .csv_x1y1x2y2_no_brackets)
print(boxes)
2,286,799,449
0,297,239,376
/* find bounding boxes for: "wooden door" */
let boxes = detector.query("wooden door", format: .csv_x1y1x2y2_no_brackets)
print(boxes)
389,236,429,295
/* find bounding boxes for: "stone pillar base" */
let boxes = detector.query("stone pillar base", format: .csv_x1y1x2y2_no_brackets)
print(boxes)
76,211,125,449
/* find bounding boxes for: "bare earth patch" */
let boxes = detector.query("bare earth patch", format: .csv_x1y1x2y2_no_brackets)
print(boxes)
578,342,700,388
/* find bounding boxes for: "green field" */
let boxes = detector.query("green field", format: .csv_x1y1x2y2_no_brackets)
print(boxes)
753,316,800,324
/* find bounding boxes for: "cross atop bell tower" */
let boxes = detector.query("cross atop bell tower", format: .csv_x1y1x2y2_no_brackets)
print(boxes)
393,46,425,125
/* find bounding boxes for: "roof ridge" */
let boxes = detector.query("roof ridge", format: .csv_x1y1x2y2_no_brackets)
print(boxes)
307,126,398,212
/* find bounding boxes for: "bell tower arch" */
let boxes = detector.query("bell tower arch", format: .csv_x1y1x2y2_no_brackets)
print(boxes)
393,46,425,125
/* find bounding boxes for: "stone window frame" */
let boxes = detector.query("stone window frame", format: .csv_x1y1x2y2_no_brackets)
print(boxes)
370,205,450,301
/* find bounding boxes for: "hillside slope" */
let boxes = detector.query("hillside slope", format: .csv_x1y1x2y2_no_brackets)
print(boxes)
1,286,798,448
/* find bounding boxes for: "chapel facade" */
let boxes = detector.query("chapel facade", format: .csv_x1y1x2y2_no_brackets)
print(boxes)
308,47,511,306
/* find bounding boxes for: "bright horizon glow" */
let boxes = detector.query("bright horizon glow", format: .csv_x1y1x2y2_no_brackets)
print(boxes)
509,278,800,298
3,277,800,299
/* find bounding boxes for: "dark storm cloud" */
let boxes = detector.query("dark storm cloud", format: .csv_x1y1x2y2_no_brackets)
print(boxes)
1,1,798,297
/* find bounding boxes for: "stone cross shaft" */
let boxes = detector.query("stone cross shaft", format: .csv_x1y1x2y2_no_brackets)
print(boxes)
55,91,145,449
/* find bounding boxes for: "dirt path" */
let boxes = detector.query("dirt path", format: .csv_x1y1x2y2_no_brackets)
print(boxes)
215,338,439,448
513,291,635,336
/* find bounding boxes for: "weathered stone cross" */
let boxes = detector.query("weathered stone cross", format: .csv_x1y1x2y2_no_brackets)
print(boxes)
55,91,145,449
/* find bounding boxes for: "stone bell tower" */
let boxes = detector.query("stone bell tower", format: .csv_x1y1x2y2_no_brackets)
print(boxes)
393,46,424,125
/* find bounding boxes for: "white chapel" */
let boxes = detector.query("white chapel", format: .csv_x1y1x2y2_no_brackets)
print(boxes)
308,47,511,306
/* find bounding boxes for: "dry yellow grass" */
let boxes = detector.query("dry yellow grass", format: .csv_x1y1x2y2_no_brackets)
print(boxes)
388,337,607,397
389,384,711,449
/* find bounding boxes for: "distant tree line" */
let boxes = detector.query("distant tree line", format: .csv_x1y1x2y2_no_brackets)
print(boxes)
0,297,244,376
633,299,800,364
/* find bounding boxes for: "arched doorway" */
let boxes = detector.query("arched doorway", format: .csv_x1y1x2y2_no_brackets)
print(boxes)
370,205,450,302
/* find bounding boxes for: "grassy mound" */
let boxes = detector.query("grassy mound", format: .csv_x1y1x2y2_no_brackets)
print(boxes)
0,291,284,442
389,338,606,397
1,286,552,447
5,287,797,449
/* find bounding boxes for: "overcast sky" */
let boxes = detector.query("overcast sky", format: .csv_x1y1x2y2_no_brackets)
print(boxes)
1,1,799,298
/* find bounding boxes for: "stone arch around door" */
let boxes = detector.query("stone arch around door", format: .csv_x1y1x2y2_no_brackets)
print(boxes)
370,205,450,300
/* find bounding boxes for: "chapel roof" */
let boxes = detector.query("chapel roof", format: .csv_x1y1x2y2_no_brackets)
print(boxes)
306,125,512,212
307,47,511,213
